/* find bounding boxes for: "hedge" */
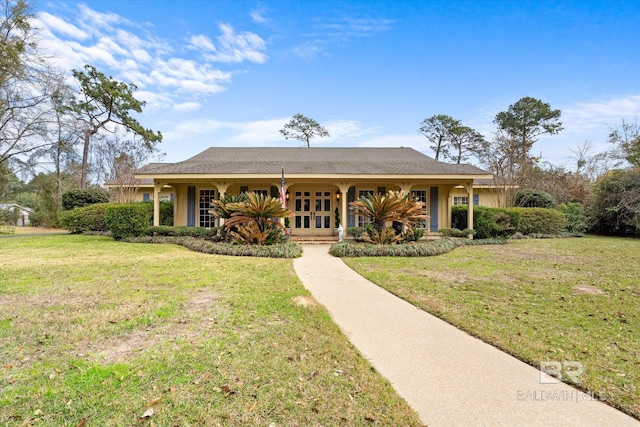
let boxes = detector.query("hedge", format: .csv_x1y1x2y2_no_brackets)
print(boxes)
511,207,566,235
61,188,109,210
143,225,223,241
329,238,507,257
105,203,152,240
57,203,110,234
451,205,569,238
514,189,556,208
451,205,521,239
124,236,302,258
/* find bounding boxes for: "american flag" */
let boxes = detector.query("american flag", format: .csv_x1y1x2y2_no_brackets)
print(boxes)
280,167,286,209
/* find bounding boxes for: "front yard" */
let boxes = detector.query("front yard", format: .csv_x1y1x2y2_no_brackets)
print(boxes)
343,236,640,419
0,235,421,426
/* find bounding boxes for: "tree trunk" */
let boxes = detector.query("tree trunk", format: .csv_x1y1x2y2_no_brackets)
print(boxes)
80,130,93,188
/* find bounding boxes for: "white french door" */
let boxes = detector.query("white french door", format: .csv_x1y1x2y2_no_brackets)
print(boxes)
293,189,333,234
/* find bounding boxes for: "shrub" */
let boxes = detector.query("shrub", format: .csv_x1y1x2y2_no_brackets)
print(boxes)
329,238,507,257
512,207,566,235
124,236,302,258
212,192,289,245
452,205,520,239
58,203,110,234
62,188,109,210
143,225,223,240
105,203,152,240
588,169,640,237
401,227,425,242
346,226,368,241
438,228,476,238
557,202,588,233
0,206,19,225
514,189,556,209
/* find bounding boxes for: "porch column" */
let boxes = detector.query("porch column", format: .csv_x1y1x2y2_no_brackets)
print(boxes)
214,182,230,226
397,182,413,195
464,182,474,239
337,183,353,230
153,181,163,226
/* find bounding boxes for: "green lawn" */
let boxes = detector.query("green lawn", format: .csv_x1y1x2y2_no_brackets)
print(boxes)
0,235,422,426
343,236,640,419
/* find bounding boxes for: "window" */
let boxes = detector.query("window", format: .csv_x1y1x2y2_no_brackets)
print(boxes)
357,189,374,227
453,195,480,206
453,196,468,205
142,193,150,201
254,189,268,197
411,190,428,229
199,189,216,228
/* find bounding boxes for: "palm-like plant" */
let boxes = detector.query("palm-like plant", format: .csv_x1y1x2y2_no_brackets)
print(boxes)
213,192,292,245
350,191,428,234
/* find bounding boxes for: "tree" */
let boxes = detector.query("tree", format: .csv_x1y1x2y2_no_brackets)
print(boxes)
588,168,640,237
279,113,329,147
419,115,485,163
448,125,486,164
608,118,640,168
419,115,458,161
493,96,563,164
1,0,62,170
67,65,162,188
94,133,162,202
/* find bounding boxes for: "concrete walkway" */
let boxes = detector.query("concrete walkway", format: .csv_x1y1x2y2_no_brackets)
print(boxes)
293,244,640,427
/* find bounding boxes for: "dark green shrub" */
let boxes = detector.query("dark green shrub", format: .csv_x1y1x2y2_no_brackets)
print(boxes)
58,203,110,234
588,169,640,236
401,227,425,242
452,206,520,239
557,202,587,233
514,189,556,208
438,228,476,238
512,207,566,235
105,203,152,240
143,225,223,240
0,206,19,225
346,226,368,241
62,188,109,210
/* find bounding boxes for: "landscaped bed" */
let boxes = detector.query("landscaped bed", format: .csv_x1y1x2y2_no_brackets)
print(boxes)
342,235,640,419
0,235,422,426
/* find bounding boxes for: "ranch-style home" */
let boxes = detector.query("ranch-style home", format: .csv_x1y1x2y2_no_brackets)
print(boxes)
134,147,496,236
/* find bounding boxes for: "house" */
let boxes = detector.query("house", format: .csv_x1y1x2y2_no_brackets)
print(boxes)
134,147,494,236
0,203,34,226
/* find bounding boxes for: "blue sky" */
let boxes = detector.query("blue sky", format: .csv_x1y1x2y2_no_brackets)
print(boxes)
34,0,640,167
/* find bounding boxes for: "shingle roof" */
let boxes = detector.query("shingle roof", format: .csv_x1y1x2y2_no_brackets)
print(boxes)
136,147,490,176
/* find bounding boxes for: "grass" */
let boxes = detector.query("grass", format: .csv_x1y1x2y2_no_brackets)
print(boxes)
0,235,422,426
342,235,640,419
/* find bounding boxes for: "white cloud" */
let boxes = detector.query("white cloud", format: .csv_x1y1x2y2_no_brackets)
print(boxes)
189,34,216,52
36,5,267,112
173,102,201,112
202,24,267,64
562,94,640,134
250,4,269,25
324,120,378,140
37,12,88,40
294,16,394,59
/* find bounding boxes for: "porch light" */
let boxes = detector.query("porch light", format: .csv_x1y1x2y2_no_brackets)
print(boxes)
336,191,341,200
286,191,290,200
